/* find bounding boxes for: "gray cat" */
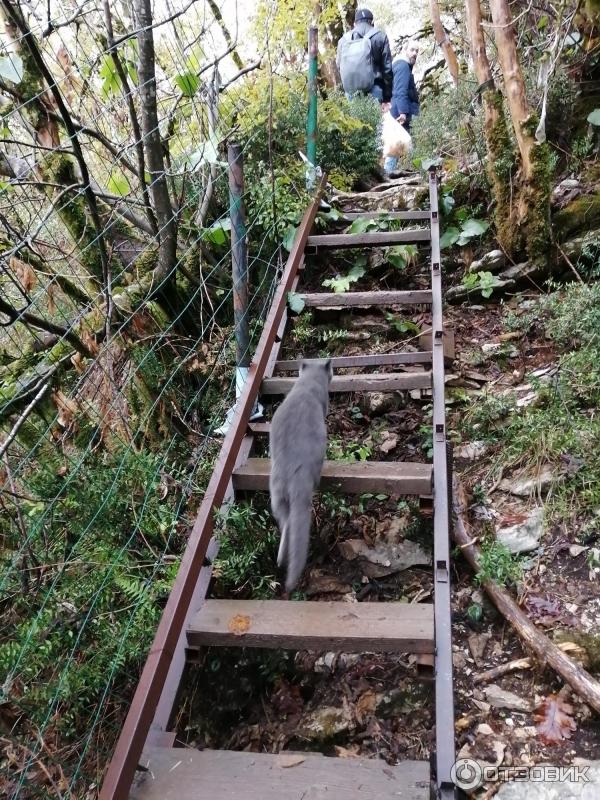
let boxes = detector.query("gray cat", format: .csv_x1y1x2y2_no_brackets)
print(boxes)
270,359,333,592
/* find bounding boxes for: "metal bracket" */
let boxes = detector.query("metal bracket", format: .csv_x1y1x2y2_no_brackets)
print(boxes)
432,262,440,272
434,330,444,345
436,559,449,583
435,423,445,442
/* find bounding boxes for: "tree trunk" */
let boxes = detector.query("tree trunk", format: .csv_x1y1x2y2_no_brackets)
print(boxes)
132,0,178,290
430,0,459,86
488,0,551,262
465,0,517,253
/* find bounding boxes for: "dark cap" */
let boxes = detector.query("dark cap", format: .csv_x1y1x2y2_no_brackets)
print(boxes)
355,8,373,22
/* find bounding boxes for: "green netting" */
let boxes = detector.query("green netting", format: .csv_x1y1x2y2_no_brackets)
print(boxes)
0,1,311,795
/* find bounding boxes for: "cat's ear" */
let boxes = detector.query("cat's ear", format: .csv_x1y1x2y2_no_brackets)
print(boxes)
300,361,307,373
324,359,333,378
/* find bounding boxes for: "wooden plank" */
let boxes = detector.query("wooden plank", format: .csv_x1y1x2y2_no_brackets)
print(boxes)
300,290,432,307
262,371,431,395
233,459,432,495
187,599,434,652
247,421,271,435
341,210,431,220
306,230,430,248
275,351,433,373
131,748,430,800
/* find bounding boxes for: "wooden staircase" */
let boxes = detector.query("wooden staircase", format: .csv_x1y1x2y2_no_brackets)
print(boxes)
100,172,457,800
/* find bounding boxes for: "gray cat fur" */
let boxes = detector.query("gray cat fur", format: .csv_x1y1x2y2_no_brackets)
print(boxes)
270,359,332,592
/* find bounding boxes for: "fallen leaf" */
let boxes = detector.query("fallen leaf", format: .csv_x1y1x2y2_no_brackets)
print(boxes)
10,256,36,292
228,614,251,635
534,694,577,743
355,689,379,722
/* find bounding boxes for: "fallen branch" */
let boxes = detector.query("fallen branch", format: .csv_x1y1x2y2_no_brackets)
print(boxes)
452,476,600,714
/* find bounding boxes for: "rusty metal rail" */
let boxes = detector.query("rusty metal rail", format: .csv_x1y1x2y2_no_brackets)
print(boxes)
99,169,457,799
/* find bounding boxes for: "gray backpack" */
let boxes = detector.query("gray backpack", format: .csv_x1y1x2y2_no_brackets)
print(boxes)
338,28,378,95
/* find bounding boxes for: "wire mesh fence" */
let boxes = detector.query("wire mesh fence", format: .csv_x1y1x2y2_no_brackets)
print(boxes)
0,1,313,795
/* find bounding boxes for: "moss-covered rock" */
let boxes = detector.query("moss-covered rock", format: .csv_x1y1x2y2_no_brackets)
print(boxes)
553,191,600,241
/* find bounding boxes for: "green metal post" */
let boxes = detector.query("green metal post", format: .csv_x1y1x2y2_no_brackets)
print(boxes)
306,25,318,189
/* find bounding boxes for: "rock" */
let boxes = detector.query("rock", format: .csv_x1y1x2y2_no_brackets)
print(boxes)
468,633,491,665
570,544,588,558
305,571,353,597
455,441,488,460
379,431,398,454
498,261,540,282
495,760,600,799
499,466,557,497
483,684,534,712
496,507,545,553
297,702,354,741
469,249,506,274
551,177,583,209
338,537,431,578
482,342,519,358
361,392,400,416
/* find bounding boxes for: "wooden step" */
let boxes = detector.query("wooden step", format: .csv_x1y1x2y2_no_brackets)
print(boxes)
261,371,431,395
306,230,430,249
131,748,430,800
275,352,433,373
187,599,434,652
232,459,432,495
300,290,432,307
341,209,431,220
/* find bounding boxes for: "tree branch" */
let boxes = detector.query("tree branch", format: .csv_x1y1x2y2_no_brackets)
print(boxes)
103,0,158,237
0,296,92,356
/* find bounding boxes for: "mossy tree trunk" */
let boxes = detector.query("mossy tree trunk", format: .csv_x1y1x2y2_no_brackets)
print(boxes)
465,0,519,254
488,0,552,263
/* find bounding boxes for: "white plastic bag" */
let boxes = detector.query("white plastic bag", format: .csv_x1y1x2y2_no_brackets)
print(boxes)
381,111,412,158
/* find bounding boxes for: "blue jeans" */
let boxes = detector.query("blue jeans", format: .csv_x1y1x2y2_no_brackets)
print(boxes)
345,83,384,103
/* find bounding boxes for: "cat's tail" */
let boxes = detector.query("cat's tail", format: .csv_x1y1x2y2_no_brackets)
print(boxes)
284,490,313,593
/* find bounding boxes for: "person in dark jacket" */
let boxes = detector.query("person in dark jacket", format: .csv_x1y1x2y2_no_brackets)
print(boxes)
385,40,420,174
337,8,393,108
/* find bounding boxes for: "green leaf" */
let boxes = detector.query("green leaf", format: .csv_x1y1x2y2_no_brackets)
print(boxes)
461,218,489,238
99,56,121,99
386,313,420,335
440,226,460,249
282,225,298,252
537,15,548,29
186,45,205,72
0,54,23,84
287,292,305,314
440,193,455,215
106,171,130,196
347,217,376,234
587,109,600,126
175,72,200,97
201,221,230,246
322,264,365,293
386,244,417,270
